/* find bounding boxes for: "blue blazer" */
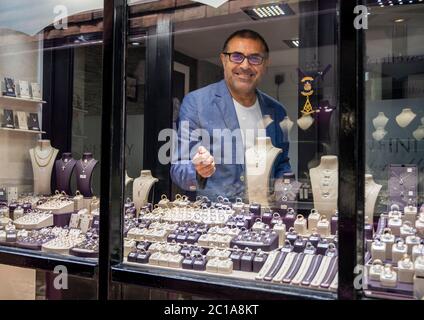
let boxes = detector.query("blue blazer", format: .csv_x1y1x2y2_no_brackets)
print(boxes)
170,80,291,202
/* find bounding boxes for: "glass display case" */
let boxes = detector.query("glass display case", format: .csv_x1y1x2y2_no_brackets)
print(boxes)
362,1,424,300
0,1,104,299
113,0,342,300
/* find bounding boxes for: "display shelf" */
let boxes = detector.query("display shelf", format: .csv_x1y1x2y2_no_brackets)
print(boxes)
0,245,98,278
112,263,336,300
0,127,45,134
0,95,46,104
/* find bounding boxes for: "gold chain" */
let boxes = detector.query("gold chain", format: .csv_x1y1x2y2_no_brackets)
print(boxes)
33,148,55,168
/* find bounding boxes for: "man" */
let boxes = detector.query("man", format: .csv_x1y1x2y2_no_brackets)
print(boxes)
171,29,291,202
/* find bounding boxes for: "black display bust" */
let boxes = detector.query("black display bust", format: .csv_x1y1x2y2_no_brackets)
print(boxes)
75,153,98,197
55,153,76,196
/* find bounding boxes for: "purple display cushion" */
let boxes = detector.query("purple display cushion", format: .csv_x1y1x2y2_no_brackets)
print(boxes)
15,241,43,251
53,212,73,227
366,278,414,298
301,254,323,287
69,247,99,258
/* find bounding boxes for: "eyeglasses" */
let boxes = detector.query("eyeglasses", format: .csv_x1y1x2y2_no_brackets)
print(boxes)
222,52,266,66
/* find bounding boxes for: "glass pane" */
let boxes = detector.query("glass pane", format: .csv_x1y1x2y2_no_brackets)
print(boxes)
0,1,103,298
364,1,424,300
124,0,340,297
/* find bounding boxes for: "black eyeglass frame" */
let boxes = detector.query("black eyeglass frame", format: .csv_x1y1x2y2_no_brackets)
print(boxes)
222,51,268,65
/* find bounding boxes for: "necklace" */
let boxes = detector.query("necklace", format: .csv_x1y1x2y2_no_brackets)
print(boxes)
80,159,94,174
319,169,337,199
33,147,55,168
61,158,73,171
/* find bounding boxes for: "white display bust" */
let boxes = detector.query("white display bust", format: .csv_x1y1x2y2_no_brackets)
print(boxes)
125,170,133,187
373,112,389,130
310,155,338,220
372,127,388,142
29,140,59,195
413,125,424,141
245,137,282,207
365,174,382,225
396,108,416,128
297,114,314,131
280,116,294,133
133,170,158,211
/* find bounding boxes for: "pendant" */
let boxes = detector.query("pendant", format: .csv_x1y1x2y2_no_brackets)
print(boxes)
61,166,65,171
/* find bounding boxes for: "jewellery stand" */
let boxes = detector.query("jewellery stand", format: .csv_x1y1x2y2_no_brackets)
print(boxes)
75,153,98,197
55,153,76,196
310,155,338,220
396,108,416,128
388,164,417,211
245,137,282,207
29,140,59,196
365,174,382,225
133,170,159,213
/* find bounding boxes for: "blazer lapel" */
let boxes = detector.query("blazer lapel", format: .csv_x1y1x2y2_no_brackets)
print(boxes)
214,80,244,170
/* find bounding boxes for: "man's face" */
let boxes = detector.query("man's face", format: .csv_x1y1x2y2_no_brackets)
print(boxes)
220,37,269,97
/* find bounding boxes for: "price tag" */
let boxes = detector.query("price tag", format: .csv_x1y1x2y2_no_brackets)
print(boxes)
0,192,3,196
280,205,288,210
407,168,413,173
284,179,290,184
80,174,87,179
409,191,414,196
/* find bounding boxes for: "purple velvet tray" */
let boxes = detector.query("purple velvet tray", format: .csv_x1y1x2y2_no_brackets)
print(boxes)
53,212,73,227
69,248,98,258
366,279,414,297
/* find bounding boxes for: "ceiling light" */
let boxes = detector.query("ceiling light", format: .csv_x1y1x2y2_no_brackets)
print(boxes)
242,2,295,20
394,18,405,22
283,39,300,48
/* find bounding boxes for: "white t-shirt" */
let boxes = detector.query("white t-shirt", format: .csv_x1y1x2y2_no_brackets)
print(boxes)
233,97,264,150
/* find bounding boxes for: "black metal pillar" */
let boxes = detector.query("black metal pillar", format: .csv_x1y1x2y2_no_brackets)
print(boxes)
99,0,127,300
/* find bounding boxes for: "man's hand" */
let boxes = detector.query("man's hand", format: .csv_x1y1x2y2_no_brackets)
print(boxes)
192,146,216,179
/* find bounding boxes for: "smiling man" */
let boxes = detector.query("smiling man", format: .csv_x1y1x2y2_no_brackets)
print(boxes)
171,29,291,202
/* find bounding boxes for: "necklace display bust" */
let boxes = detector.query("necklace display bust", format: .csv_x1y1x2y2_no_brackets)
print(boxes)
55,153,76,196
297,114,314,131
29,140,59,195
310,156,338,220
365,174,382,224
396,108,416,128
75,153,98,197
373,112,389,130
280,116,294,133
133,170,158,212
245,137,282,207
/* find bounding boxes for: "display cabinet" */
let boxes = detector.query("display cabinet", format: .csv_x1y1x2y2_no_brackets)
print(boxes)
360,0,424,300
0,1,104,299
105,0,352,300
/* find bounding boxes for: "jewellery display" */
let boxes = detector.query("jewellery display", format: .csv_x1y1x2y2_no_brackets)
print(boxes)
388,165,418,210
14,211,53,230
380,264,397,288
18,80,30,98
16,111,28,130
279,116,294,133
30,82,42,100
3,77,16,97
310,156,338,220
55,153,77,195
29,140,59,196
245,137,282,207
369,260,384,281
396,108,416,128
75,153,98,197
133,171,159,211
373,112,389,130
2,109,15,128
28,113,40,131
398,255,415,284
392,239,407,264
